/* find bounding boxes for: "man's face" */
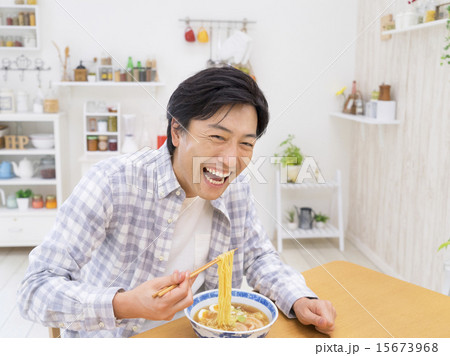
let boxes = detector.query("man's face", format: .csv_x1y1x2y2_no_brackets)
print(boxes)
171,104,258,200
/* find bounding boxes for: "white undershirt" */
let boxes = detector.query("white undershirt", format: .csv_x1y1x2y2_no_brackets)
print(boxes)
142,196,213,332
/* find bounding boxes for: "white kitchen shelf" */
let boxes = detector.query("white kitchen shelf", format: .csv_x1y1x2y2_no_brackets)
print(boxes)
275,169,344,252
330,112,400,125
278,224,340,239
0,4,40,51
0,177,56,185
53,81,165,87
382,18,447,36
0,112,64,247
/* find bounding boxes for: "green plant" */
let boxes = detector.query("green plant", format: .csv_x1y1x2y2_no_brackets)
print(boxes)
274,134,303,167
314,213,329,223
16,189,32,198
287,209,296,223
440,6,450,66
438,238,450,252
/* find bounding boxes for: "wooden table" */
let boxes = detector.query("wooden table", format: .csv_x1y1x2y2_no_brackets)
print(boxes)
133,261,450,338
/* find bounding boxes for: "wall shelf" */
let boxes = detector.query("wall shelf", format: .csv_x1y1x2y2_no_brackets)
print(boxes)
382,18,447,36
53,81,164,87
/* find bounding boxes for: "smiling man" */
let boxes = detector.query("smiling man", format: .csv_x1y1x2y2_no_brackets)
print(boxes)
18,66,335,337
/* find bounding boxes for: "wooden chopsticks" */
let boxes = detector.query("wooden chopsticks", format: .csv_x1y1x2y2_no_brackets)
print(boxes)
152,248,237,298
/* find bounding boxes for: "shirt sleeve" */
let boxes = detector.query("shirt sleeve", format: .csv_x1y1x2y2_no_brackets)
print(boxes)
242,188,318,318
16,165,123,332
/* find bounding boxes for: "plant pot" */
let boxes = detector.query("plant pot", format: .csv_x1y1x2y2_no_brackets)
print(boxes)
315,221,325,229
287,165,301,183
443,260,450,296
287,222,297,230
16,197,29,211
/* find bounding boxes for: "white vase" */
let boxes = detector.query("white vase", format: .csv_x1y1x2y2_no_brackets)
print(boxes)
287,222,297,230
316,221,325,229
17,197,29,211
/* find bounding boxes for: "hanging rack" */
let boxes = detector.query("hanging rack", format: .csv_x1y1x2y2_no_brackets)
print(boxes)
179,17,256,25
0,54,51,86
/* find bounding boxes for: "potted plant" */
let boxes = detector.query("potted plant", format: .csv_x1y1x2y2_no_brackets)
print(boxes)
274,134,304,183
286,209,297,230
16,189,32,211
87,72,97,82
438,238,450,296
314,212,329,229
440,5,450,66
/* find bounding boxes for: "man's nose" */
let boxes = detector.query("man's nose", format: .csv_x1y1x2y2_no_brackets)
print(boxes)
217,143,239,168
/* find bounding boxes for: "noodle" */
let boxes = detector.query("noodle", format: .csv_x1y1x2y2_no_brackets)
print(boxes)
216,249,234,329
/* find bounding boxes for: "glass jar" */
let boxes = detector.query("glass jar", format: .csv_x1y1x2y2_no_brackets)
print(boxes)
45,195,57,209
108,137,118,151
98,135,108,151
97,119,107,132
107,116,117,132
32,194,44,209
87,136,98,151
39,155,56,179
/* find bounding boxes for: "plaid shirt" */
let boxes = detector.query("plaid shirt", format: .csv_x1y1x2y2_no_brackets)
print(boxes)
17,144,316,337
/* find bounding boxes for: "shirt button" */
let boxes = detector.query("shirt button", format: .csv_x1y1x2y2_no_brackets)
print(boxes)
132,325,139,332
167,218,173,223
159,256,164,261
98,321,105,328
159,192,164,198
59,323,64,328
176,190,181,196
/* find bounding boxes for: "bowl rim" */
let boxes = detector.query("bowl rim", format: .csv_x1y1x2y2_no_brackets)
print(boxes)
185,288,279,335
30,133,54,140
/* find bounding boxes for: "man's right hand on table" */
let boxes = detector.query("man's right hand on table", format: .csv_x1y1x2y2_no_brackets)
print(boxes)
112,270,195,321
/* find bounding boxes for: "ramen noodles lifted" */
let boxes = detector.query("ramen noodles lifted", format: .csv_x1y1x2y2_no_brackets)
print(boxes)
193,250,270,331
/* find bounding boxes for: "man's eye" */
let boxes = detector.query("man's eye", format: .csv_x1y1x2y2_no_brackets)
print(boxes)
241,142,254,148
210,135,224,140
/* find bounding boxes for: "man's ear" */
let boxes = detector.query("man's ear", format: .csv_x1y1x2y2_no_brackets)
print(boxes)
171,118,181,147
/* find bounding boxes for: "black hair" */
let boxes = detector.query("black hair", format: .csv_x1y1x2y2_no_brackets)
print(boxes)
166,66,269,155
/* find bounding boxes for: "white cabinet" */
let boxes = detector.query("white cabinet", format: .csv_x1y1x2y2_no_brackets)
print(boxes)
0,4,39,50
82,102,121,156
0,113,64,247
275,169,344,252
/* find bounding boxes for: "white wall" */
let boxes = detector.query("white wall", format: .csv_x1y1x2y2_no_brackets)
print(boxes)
4,0,357,242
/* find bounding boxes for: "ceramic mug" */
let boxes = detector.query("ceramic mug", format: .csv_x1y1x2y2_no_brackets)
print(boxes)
0,161,13,178
197,26,209,43
185,25,195,42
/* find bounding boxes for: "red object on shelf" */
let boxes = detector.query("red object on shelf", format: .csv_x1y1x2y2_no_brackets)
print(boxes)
157,135,167,149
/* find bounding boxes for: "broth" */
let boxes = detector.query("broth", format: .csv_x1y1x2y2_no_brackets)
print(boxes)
194,302,270,331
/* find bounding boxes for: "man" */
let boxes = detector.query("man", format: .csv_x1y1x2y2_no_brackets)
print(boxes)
18,66,336,337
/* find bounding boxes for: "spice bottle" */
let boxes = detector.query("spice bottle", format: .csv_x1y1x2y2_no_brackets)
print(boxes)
45,195,57,209
43,83,59,113
108,138,118,151
98,135,108,151
126,56,133,82
32,194,44,209
87,136,98,151
107,116,117,132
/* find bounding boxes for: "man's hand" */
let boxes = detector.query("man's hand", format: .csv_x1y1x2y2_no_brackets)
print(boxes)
113,270,196,321
293,297,336,335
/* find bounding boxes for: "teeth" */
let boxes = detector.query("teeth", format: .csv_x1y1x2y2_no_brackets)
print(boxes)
205,174,225,185
205,167,230,178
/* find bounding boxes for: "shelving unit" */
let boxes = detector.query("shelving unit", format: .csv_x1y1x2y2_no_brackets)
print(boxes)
382,18,447,36
53,81,164,87
83,102,121,156
0,4,39,50
275,169,344,253
0,113,64,247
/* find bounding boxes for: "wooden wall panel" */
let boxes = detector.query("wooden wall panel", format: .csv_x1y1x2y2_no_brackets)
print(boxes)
348,0,450,292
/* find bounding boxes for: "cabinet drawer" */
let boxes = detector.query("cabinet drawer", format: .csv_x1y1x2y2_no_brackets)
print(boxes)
0,215,55,246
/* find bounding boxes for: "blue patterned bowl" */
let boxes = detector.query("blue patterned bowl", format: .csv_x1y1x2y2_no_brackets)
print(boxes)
184,289,278,338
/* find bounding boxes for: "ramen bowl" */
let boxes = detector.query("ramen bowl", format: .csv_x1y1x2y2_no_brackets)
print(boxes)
185,289,278,338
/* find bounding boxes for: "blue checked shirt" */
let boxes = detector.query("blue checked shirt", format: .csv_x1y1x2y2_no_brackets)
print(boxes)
17,143,317,337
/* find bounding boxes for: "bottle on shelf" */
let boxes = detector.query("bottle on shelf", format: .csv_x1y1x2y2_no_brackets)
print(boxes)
343,80,363,115
133,61,141,81
32,85,44,113
43,83,59,113
126,56,134,82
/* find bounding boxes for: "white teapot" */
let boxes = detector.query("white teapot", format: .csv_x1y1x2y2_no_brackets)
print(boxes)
12,158,38,179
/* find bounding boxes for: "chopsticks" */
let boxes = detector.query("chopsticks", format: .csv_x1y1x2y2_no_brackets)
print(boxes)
152,248,237,298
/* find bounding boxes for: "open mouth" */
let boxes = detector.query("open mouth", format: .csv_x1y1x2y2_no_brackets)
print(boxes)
203,167,232,186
